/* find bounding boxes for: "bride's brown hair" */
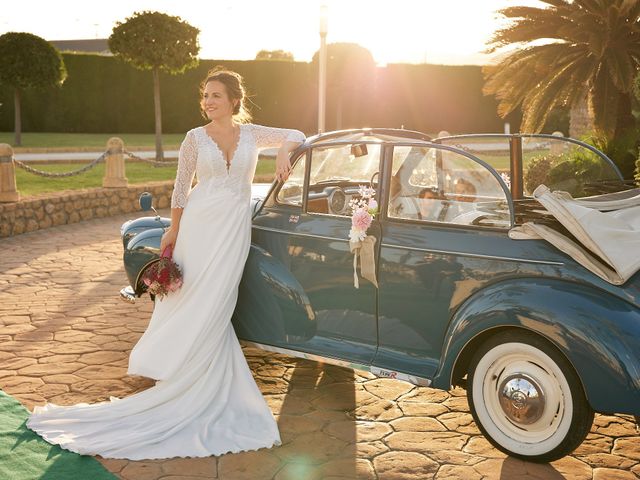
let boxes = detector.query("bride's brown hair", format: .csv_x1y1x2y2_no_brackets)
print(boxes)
200,67,252,123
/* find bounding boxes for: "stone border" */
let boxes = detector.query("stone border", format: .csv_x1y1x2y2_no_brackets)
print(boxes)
0,181,174,237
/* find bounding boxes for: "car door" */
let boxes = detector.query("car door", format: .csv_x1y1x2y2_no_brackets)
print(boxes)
249,142,382,365
375,143,513,379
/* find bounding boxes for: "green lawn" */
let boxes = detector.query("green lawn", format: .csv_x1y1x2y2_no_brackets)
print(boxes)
0,132,185,149
15,160,276,197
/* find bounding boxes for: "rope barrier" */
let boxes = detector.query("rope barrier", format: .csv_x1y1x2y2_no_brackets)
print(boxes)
11,148,177,178
124,150,178,167
13,152,108,177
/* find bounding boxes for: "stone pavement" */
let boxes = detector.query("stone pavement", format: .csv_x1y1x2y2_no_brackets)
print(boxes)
0,212,639,480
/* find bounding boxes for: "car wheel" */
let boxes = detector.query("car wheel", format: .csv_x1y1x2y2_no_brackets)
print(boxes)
467,330,594,463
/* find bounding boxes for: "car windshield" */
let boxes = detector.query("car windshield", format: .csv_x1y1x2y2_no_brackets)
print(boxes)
310,143,380,183
437,135,623,198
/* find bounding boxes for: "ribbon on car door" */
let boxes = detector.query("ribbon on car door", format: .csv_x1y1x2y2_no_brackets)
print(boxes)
349,235,378,288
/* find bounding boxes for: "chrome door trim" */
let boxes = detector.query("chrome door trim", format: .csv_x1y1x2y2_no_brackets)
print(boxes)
380,242,565,266
240,340,432,387
252,225,564,266
252,225,347,243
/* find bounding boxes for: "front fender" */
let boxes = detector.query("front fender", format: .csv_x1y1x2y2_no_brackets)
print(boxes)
432,278,640,416
233,244,316,344
123,227,164,294
121,216,169,249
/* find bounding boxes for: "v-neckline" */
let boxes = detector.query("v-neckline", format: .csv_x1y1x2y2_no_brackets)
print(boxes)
203,125,242,171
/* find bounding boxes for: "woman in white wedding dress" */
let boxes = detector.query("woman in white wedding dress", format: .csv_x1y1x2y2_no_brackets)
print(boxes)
27,68,305,460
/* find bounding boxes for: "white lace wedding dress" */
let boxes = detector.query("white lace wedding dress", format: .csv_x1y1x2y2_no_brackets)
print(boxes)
27,124,305,460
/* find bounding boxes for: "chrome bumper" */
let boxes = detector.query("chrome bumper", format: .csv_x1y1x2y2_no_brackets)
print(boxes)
119,285,137,303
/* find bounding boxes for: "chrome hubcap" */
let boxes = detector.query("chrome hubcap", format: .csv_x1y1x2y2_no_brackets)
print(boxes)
498,374,545,425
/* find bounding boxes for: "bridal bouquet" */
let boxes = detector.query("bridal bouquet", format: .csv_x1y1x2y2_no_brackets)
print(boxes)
348,186,379,288
349,185,378,242
141,245,183,300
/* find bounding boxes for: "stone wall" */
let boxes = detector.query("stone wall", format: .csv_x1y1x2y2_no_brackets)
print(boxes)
0,181,173,237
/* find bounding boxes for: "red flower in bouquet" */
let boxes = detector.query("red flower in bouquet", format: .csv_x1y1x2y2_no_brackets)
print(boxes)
141,245,183,300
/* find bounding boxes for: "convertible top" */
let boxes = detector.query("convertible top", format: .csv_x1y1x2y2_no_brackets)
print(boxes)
511,185,640,285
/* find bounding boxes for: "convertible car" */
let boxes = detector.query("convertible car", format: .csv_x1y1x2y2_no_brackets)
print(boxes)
119,129,640,463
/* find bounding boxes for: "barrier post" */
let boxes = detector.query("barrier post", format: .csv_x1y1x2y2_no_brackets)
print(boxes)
550,131,566,156
103,137,128,188
0,143,19,202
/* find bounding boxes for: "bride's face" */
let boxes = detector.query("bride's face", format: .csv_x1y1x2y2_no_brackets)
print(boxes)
201,80,237,121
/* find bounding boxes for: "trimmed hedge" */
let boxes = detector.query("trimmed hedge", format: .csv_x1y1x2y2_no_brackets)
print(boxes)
0,54,521,135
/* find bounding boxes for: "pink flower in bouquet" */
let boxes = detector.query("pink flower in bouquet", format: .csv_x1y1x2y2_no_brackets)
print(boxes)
352,208,373,231
170,277,183,292
368,198,378,213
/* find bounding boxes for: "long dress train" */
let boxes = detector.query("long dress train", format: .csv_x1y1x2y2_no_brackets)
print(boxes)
27,123,305,460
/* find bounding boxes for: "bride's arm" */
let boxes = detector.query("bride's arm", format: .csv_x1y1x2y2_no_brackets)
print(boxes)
275,140,303,182
162,130,197,251
247,124,305,181
249,124,305,148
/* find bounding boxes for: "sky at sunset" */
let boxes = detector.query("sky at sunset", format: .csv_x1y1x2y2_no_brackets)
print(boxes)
1,0,544,65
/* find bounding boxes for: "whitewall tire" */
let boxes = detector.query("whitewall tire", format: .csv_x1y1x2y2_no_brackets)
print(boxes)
467,330,594,463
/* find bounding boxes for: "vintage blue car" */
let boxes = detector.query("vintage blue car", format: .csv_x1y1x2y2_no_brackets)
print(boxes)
120,129,640,463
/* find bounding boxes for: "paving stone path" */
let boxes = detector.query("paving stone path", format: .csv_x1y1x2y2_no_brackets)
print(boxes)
1,212,639,480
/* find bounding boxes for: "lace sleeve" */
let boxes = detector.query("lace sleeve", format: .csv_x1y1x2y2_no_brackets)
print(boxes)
170,130,198,208
247,124,305,149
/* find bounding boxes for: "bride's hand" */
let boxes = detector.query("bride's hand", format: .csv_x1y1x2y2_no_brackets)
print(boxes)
160,227,178,253
275,153,291,182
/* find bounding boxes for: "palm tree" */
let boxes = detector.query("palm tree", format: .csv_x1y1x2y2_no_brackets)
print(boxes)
484,0,640,176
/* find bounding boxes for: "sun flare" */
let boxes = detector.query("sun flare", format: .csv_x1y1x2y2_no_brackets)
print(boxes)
2,0,544,65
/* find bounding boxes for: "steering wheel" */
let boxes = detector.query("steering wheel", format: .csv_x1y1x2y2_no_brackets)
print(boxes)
471,215,490,226
388,194,423,219
369,171,379,188
470,213,507,226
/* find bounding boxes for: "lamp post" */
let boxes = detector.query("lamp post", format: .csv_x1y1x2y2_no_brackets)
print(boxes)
318,4,328,134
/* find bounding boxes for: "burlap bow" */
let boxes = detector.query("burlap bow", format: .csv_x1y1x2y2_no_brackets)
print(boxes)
349,235,378,288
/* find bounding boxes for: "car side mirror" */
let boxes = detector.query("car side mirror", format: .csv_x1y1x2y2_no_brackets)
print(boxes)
139,192,153,211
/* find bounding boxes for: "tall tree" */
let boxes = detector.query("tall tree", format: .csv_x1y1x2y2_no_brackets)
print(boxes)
109,11,199,161
311,43,375,130
484,0,640,177
0,32,66,146
255,49,294,61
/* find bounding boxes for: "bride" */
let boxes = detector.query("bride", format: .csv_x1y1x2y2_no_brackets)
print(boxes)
27,67,305,460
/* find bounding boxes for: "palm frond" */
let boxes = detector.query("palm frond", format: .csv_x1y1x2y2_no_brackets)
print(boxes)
521,57,595,132
486,42,594,127
539,0,571,7
573,0,613,14
489,7,572,47
619,0,640,20
604,54,636,92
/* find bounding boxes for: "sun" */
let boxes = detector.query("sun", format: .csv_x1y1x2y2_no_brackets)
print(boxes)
302,1,509,65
